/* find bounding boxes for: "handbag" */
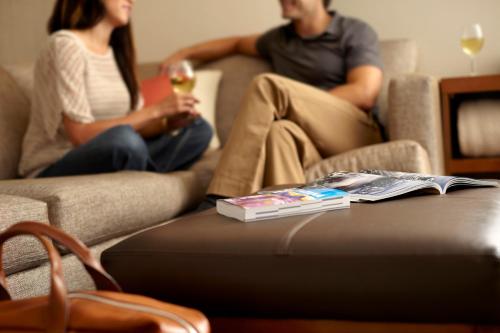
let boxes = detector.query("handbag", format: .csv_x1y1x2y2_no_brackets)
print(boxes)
0,221,210,333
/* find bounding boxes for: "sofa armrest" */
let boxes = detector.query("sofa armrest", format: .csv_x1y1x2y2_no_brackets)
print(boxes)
387,74,445,175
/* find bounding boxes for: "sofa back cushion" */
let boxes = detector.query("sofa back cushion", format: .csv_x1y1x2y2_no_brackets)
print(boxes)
378,39,418,126
200,39,417,147
0,66,31,179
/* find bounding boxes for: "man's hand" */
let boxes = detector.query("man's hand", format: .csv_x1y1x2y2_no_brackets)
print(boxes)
330,65,383,111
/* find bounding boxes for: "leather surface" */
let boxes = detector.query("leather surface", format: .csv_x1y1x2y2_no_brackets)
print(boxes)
102,188,500,323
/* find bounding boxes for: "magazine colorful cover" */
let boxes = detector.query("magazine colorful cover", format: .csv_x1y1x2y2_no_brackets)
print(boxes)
225,187,344,209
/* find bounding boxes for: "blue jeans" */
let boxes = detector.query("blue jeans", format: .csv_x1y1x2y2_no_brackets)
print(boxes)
38,118,212,177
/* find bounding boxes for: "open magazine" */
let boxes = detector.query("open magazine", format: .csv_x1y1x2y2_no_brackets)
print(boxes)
308,170,498,202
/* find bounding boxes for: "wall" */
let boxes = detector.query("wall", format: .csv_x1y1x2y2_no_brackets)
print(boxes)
0,0,54,65
335,0,500,77
1,0,499,77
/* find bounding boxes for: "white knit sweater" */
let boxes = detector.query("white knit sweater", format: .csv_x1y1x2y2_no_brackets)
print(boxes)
19,30,136,177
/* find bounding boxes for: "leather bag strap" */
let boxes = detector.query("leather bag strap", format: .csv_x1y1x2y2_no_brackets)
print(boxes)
0,228,68,333
0,221,121,300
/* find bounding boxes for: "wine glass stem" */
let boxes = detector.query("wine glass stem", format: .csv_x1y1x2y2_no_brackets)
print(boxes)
470,57,476,76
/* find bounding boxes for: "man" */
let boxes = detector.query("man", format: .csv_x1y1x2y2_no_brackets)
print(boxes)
162,0,383,203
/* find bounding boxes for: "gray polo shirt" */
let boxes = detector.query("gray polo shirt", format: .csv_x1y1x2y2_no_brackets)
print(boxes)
256,11,382,91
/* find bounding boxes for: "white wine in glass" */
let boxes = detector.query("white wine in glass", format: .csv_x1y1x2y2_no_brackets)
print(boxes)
168,60,196,93
461,24,484,76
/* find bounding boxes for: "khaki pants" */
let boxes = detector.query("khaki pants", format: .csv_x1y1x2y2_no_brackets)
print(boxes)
208,74,382,197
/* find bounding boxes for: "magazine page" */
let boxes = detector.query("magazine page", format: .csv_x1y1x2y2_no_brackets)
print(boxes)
360,170,453,191
361,170,498,192
444,177,498,192
310,171,439,201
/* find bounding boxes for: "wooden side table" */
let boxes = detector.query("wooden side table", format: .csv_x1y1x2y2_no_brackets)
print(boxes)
440,74,500,175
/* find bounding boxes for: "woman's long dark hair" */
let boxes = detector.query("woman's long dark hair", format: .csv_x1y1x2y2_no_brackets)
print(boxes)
48,0,139,110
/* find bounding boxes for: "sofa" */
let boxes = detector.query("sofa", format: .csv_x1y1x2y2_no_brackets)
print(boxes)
0,39,444,299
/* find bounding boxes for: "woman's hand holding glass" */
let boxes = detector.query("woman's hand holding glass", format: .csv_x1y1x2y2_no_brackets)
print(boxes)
160,92,199,116
149,93,199,131
147,59,199,131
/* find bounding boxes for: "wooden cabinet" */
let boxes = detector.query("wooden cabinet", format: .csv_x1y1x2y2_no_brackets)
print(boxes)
440,74,500,175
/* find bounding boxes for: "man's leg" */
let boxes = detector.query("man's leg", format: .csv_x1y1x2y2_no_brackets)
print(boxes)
147,118,212,172
264,120,322,187
208,73,382,197
38,125,153,177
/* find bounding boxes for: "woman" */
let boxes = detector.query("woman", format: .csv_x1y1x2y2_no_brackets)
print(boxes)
19,0,212,178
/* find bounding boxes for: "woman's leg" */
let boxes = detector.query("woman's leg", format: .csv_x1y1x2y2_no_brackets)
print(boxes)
208,73,382,197
38,125,153,177
147,118,212,173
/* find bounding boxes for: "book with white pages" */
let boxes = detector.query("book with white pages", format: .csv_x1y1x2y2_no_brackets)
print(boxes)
216,187,350,222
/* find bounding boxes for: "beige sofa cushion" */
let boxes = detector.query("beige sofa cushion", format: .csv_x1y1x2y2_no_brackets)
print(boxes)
305,140,432,182
0,171,205,246
7,236,126,300
0,195,49,275
189,150,221,190
0,67,30,179
3,64,34,101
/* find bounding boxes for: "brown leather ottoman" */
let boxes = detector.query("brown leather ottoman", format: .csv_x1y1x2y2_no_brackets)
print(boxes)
101,188,500,324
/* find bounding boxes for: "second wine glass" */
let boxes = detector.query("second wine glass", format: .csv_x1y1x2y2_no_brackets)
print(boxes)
168,60,196,93
461,23,484,76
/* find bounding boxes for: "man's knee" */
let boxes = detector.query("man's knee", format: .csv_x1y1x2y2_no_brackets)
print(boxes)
268,120,292,141
251,73,285,91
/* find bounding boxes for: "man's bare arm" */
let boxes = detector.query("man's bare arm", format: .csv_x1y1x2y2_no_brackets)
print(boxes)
329,65,383,111
161,34,261,72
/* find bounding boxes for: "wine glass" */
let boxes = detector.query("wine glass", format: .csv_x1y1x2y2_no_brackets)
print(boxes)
167,60,196,93
461,23,484,76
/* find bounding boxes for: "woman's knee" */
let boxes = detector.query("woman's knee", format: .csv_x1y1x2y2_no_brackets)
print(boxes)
104,125,146,150
100,125,149,168
192,118,213,142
